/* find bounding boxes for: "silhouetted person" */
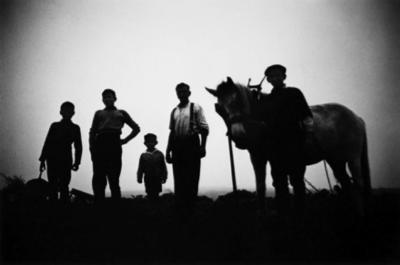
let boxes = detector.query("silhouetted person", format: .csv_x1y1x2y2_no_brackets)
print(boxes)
39,101,82,202
137,133,168,200
265,64,313,214
89,89,140,201
166,83,209,212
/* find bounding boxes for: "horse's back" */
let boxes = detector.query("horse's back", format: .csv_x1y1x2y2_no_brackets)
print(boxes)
306,103,366,164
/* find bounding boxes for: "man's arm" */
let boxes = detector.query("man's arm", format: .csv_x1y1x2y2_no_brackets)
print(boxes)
160,152,168,183
165,130,174,164
121,110,140,145
166,108,176,163
72,126,83,171
39,124,54,171
196,104,209,158
292,88,314,132
137,154,144,183
89,111,99,153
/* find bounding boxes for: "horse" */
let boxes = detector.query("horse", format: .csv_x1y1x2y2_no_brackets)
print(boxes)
206,77,371,212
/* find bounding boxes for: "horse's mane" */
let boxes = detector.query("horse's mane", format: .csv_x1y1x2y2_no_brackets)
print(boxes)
215,80,258,116
216,80,246,94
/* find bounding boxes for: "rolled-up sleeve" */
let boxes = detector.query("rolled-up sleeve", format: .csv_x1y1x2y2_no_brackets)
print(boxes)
196,104,209,135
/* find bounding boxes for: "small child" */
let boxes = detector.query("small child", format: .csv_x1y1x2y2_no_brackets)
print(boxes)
137,133,167,199
39,101,82,202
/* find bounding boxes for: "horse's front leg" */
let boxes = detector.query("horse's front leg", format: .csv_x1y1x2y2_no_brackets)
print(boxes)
249,150,267,209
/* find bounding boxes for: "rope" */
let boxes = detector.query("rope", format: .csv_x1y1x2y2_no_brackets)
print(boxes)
304,177,319,193
323,160,333,192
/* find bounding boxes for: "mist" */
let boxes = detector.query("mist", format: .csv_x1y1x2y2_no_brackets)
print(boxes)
1,0,400,194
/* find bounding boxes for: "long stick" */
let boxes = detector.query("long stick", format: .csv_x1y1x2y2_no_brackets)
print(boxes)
227,132,238,193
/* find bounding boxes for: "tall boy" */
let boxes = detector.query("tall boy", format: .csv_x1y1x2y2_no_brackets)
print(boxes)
39,101,82,202
89,89,140,200
264,64,313,213
137,133,168,199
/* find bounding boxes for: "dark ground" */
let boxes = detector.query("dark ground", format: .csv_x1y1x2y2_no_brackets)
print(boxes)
1,188,400,265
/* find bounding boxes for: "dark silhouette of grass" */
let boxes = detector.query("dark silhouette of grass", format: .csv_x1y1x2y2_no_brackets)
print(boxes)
1,178,400,264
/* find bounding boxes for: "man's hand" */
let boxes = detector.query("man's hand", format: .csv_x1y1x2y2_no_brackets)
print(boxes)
120,138,129,145
72,163,79,171
199,146,206,158
40,161,46,172
137,178,142,184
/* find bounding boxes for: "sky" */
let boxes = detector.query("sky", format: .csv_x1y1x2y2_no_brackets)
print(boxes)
1,0,400,195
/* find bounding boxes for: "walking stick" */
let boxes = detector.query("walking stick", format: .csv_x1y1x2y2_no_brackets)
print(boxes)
227,129,238,193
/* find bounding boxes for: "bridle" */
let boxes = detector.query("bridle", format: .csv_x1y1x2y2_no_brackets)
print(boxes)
214,103,249,126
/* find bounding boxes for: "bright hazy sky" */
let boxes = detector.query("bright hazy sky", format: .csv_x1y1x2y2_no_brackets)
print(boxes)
1,0,400,195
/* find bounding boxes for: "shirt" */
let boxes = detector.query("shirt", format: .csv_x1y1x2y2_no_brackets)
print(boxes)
169,102,209,137
89,106,140,146
137,149,168,182
39,120,82,165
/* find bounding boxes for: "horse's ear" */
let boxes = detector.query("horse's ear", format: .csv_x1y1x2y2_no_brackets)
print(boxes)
226,76,234,84
205,87,218,97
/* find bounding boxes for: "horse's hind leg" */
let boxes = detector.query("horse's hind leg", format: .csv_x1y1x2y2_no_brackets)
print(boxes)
348,158,367,215
348,158,362,188
249,152,267,209
326,159,352,192
329,159,365,216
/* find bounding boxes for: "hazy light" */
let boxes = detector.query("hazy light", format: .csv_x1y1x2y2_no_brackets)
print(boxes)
1,0,400,194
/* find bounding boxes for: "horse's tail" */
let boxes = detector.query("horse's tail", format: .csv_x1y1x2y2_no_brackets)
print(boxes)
361,125,371,197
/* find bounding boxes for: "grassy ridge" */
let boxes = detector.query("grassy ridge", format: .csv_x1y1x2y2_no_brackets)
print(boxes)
1,189,400,264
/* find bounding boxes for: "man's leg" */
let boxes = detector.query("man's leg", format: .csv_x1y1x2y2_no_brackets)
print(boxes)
92,155,107,201
187,156,201,209
107,148,122,200
270,160,290,215
46,163,58,201
59,167,72,202
289,165,306,209
172,159,185,206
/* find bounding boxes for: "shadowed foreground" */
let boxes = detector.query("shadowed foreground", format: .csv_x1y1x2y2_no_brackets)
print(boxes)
1,189,400,264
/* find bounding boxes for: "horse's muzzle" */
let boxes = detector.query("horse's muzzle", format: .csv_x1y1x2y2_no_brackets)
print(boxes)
230,123,248,149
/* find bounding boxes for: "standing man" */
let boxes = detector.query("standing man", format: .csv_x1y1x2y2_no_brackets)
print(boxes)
89,89,140,201
166,83,209,212
264,64,313,214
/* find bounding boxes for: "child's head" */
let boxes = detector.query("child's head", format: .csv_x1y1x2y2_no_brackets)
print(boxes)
60,101,75,120
144,133,158,149
102,88,117,108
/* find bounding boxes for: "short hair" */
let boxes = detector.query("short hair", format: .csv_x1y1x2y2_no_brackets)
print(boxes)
264,64,286,76
60,101,74,111
176,82,190,91
102,88,116,98
144,133,157,142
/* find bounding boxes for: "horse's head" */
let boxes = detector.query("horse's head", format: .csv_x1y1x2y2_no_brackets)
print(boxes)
206,77,253,149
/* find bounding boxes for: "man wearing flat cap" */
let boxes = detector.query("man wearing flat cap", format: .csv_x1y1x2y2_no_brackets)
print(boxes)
264,64,313,215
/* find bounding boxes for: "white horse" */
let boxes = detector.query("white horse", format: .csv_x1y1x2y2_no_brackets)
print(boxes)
206,77,371,211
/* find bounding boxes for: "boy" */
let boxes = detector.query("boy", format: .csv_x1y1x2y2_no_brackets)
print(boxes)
39,101,82,202
137,133,167,199
89,88,140,201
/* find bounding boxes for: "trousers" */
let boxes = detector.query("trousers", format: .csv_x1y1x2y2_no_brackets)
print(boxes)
92,132,122,200
172,135,201,208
